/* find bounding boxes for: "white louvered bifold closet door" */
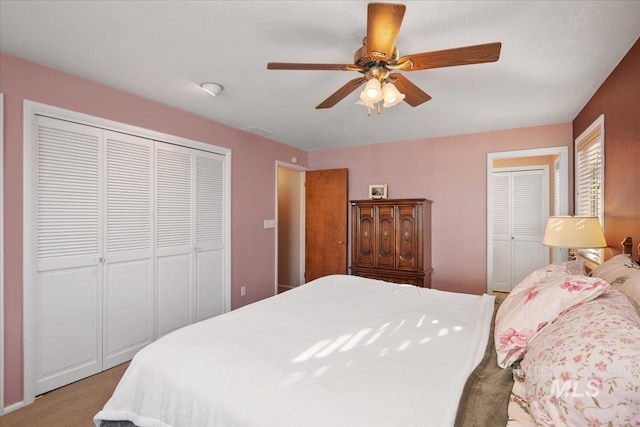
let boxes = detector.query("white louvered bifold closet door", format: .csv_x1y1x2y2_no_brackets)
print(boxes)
491,173,512,292
29,114,229,396
492,169,548,292
156,143,194,336
35,116,103,394
512,171,547,285
155,143,226,334
194,151,226,321
103,131,154,369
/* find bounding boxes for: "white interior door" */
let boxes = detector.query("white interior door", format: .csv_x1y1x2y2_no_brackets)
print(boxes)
194,152,226,321
155,143,193,336
491,174,512,291
26,104,231,401
103,131,155,369
492,168,548,292
512,171,547,285
35,116,103,394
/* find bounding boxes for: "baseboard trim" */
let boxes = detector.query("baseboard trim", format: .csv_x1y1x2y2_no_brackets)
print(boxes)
3,400,26,415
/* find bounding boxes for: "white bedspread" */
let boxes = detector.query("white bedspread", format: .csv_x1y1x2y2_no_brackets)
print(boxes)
95,275,494,427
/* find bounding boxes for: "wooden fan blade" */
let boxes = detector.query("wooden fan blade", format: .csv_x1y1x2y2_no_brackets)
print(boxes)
367,3,406,61
398,42,502,71
391,74,431,107
267,62,361,71
316,77,366,109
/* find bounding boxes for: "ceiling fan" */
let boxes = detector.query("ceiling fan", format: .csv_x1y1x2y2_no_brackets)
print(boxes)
267,2,501,112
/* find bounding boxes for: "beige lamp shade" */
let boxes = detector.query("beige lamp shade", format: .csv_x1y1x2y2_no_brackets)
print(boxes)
542,216,607,248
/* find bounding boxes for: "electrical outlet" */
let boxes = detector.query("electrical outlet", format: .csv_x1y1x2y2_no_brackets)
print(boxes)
240,285,246,297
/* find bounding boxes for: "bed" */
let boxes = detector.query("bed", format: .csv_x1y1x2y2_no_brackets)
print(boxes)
95,242,640,427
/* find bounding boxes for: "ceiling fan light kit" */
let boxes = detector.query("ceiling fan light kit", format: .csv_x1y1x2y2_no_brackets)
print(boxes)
356,79,405,115
382,82,404,108
267,2,501,112
361,79,383,103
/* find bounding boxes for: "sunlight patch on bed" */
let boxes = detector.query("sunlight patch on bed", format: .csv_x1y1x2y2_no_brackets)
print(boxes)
389,319,406,336
397,340,412,351
314,334,353,358
292,339,333,362
313,365,331,377
339,328,371,352
366,322,390,345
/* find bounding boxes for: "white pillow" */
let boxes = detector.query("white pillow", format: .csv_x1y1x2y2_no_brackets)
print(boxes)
592,254,640,309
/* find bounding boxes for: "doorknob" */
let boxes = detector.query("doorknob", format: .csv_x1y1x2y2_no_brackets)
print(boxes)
338,240,345,245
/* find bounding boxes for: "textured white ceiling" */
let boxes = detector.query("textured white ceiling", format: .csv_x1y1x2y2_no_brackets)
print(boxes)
1,1,639,151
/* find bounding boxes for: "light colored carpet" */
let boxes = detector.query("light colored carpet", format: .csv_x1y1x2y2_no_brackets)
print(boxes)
1,362,129,427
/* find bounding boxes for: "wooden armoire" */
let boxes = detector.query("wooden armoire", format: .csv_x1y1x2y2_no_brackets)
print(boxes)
350,198,432,287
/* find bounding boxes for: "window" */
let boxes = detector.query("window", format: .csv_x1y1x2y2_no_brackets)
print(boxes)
575,114,604,263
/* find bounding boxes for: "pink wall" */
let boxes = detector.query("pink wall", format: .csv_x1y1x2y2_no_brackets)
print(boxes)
308,123,573,294
0,52,308,406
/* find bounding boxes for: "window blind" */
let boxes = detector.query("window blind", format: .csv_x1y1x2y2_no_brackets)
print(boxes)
575,115,604,262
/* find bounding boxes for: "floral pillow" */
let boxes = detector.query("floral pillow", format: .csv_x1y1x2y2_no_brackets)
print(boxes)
521,290,640,426
591,254,640,309
495,271,609,368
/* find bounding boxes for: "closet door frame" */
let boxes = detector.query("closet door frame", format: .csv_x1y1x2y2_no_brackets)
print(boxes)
486,146,569,295
22,100,231,406
0,93,4,415
491,166,549,292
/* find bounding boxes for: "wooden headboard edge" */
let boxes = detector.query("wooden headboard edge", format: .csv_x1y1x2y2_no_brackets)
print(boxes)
621,236,633,256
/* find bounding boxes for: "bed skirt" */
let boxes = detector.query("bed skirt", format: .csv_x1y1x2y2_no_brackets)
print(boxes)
454,295,513,427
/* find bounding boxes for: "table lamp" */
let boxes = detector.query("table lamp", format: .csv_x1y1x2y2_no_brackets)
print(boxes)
542,216,607,260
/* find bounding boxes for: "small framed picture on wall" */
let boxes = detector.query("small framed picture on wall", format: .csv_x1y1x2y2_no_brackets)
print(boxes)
368,184,388,199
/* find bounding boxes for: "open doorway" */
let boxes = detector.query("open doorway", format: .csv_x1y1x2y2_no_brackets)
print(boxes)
486,146,569,294
276,161,306,294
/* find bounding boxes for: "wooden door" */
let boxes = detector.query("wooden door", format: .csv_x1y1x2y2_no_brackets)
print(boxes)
353,204,375,267
305,168,348,282
397,203,421,271
376,205,395,269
